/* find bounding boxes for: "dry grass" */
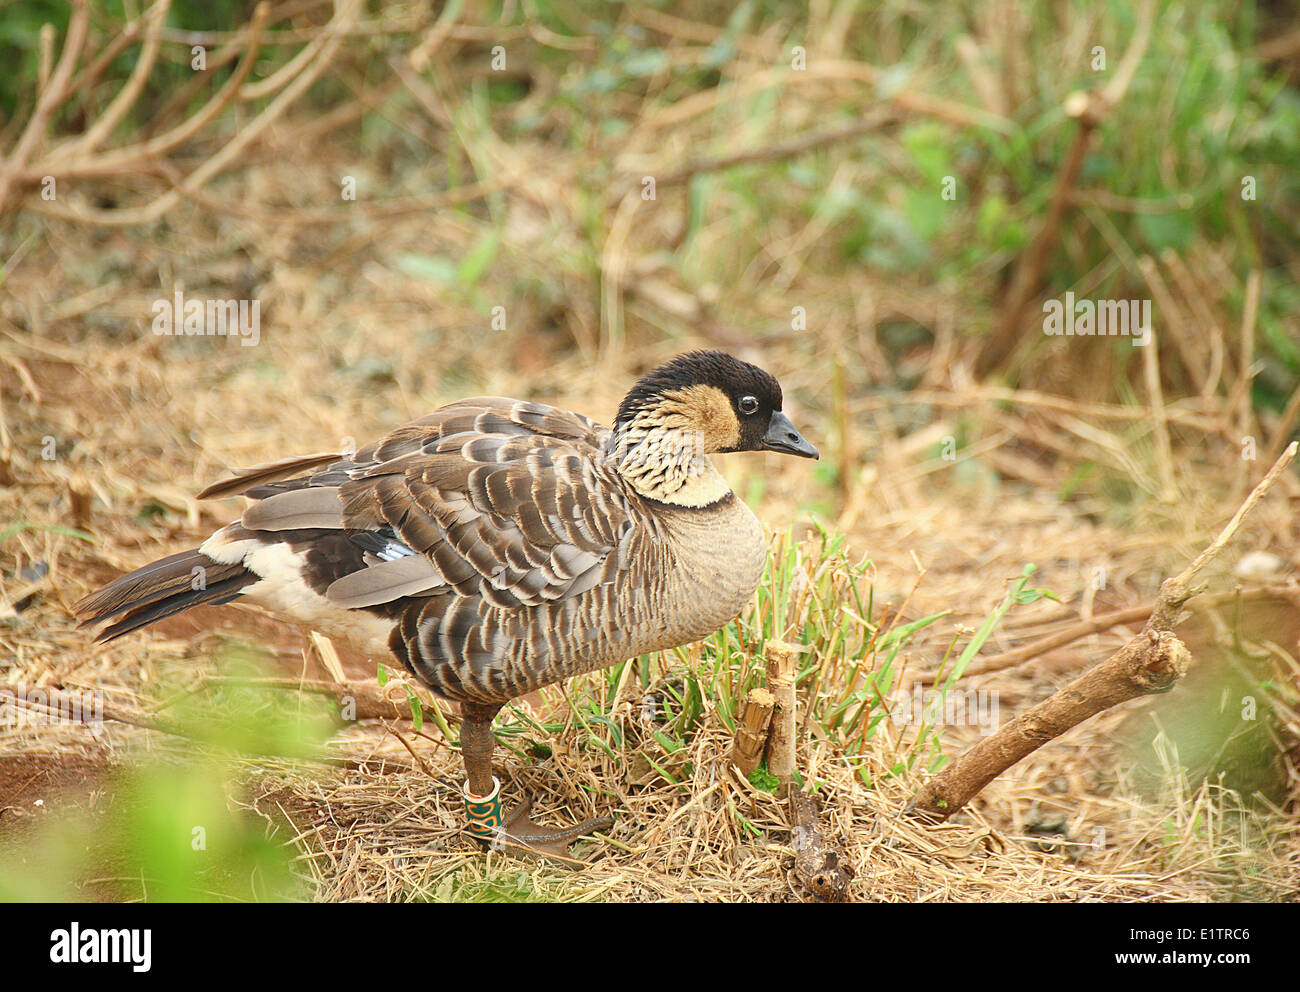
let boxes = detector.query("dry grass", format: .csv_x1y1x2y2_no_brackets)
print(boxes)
2,1,1298,902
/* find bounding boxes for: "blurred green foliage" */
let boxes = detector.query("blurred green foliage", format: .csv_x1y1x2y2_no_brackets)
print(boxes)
0,644,324,901
0,0,264,120
2,0,1295,402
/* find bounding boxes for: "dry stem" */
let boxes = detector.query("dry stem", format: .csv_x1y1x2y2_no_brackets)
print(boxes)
730,687,775,776
763,641,801,786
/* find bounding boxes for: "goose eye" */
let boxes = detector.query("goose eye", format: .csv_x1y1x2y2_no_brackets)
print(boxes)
739,395,759,415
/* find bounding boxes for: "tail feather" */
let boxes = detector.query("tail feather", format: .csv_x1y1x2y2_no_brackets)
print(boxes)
73,549,257,643
196,451,341,500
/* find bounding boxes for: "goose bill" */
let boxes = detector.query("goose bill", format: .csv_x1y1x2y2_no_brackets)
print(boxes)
761,411,819,459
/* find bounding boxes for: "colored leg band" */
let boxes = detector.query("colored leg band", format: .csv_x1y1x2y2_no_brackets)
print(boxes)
464,777,503,841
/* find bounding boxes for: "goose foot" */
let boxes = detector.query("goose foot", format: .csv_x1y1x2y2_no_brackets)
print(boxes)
497,795,613,862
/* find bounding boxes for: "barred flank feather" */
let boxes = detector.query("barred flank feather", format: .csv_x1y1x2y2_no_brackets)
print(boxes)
72,549,256,643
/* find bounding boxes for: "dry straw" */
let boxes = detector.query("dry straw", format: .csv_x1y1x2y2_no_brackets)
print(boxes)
1,0,1297,902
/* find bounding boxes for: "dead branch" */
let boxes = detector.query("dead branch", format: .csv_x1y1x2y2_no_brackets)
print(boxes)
928,604,1154,683
62,0,171,161
40,6,270,183
941,584,1300,684
908,628,1190,823
606,110,896,208
907,441,1297,823
730,687,775,776
787,790,854,902
623,13,1012,135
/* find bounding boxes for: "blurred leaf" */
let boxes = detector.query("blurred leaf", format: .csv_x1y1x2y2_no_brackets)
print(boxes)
456,230,499,287
1136,211,1195,252
904,187,945,242
622,49,667,77
396,253,458,285
901,122,950,186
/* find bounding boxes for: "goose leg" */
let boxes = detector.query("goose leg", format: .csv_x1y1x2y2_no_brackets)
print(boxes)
460,703,501,800
459,702,612,861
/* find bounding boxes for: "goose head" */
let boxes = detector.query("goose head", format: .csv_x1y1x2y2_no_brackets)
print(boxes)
608,351,818,506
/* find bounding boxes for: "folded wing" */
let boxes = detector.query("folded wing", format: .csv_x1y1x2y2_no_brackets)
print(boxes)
206,397,637,615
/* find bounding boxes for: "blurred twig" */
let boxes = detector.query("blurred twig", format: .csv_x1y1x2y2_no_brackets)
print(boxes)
606,110,895,208
979,0,1156,377
2,0,365,223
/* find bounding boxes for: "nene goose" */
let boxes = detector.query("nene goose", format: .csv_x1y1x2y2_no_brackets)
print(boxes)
74,351,818,855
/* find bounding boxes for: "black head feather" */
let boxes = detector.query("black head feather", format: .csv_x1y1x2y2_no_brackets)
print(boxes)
615,351,784,451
